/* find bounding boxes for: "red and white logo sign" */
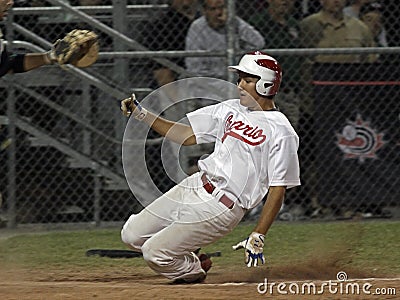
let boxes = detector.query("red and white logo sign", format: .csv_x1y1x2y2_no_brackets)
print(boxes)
222,114,266,146
336,114,386,162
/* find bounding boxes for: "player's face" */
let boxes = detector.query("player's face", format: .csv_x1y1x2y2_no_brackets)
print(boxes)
203,0,227,30
0,0,13,21
236,74,263,111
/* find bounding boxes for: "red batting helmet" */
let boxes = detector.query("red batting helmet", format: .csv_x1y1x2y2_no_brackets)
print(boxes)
228,51,282,97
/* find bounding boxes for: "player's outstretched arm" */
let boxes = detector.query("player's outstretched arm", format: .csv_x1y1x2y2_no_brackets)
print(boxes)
2,29,98,74
0,51,53,76
144,112,197,146
23,53,54,72
120,95,197,146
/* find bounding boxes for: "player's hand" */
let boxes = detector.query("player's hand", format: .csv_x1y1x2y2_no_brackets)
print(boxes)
232,232,265,267
120,93,140,117
120,97,134,117
45,49,57,65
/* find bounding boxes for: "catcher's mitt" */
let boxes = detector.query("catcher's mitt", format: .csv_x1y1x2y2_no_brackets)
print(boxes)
50,29,99,68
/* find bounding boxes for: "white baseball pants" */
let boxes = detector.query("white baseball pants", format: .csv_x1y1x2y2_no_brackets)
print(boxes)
121,172,245,282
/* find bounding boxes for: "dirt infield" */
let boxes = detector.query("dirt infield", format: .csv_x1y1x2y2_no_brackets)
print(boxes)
1,222,398,299
0,265,398,300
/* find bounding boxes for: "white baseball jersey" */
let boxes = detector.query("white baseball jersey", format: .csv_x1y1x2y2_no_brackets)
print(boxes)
187,99,301,210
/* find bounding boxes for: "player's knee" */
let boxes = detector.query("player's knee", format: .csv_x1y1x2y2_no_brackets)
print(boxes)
120,214,143,249
120,226,130,244
141,243,154,262
141,241,169,268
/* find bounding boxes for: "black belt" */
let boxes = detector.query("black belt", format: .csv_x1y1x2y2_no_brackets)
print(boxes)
201,174,235,209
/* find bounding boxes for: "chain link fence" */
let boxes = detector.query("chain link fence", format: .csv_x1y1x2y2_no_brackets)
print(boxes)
0,0,399,228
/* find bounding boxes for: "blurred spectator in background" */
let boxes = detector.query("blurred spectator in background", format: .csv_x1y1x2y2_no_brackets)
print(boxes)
300,0,375,63
249,0,301,128
344,0,388,48
295,0,321,18
343,0,372,17
185,0,264,80
359,2,388,47
298,0,375,218
143,0,199,88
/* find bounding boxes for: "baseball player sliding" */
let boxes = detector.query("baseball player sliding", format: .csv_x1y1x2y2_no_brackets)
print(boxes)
120,51,301,283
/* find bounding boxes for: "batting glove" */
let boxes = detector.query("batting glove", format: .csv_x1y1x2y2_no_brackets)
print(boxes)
232,232,265,267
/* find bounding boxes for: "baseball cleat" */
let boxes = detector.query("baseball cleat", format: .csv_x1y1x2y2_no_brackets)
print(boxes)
171,252,212,284
198,253,212,273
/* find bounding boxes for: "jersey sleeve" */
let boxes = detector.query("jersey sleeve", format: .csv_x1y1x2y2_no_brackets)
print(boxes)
268,134,301,189
186,104,220,144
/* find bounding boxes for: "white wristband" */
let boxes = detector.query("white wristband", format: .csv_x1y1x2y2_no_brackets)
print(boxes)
134,108,147,121
132,98,147,121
